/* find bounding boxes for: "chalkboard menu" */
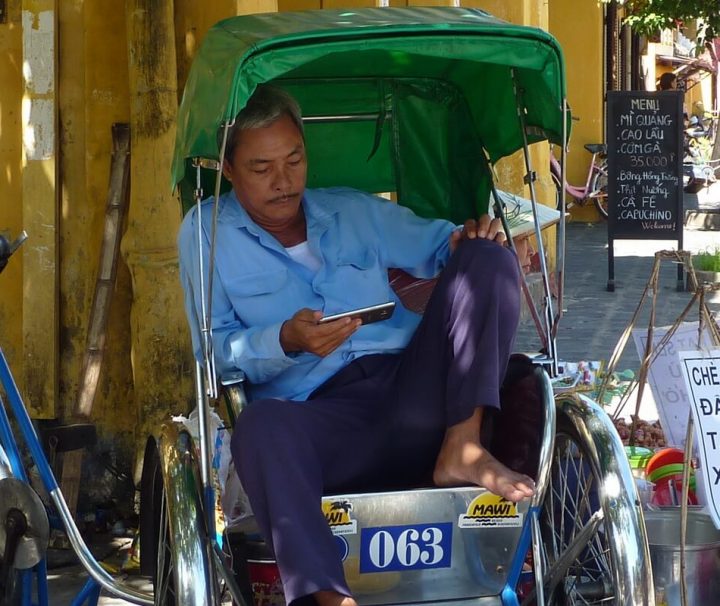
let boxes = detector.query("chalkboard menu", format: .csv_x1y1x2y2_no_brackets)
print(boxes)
607,90,683,239
605,91,684,291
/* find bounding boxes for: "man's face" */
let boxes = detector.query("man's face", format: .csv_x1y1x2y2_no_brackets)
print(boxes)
514,237,535,274
222,114,307,229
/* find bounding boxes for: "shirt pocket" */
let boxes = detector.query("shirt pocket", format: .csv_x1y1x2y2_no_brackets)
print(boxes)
329,248,388,307
224,268,287,296
335,247,376,272
223,268,289,324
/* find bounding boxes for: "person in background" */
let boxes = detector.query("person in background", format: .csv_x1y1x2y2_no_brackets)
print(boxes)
658,72,677,90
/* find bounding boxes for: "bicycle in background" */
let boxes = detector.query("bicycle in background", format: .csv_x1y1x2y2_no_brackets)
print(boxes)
0,231,152,606
550,143,609,218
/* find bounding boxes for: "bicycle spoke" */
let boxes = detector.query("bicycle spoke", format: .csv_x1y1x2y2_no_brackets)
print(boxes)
541,427,616,605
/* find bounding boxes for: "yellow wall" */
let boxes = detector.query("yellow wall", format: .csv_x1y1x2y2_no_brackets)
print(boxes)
53,2,135,441
0,2,24,368
549,0,605,222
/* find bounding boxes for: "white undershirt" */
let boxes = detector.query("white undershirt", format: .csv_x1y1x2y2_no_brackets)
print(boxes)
285,240,322,273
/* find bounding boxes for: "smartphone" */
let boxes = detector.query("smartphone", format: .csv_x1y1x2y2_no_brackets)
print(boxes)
318,301,396,325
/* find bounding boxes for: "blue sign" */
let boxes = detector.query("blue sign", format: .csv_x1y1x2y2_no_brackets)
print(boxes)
335,535,349,562
359,522,452,573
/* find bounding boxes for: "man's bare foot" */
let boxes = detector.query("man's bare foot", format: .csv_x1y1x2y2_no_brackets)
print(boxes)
314,590,358,606
433,442,535,502
433,409,535,502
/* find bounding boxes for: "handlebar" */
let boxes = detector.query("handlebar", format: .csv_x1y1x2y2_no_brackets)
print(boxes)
0,231,28,275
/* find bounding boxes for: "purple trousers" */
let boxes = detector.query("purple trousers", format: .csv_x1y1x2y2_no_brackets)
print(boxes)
232,239,521,604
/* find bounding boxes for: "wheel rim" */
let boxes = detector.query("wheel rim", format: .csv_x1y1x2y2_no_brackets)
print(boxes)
154,475,177,605
591,167,609,219
540,431,615,605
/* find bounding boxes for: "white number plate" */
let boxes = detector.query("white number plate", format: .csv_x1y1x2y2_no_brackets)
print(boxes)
359,522,452,573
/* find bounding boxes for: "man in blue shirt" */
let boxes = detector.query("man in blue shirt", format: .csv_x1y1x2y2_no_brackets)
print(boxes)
178,85,535,606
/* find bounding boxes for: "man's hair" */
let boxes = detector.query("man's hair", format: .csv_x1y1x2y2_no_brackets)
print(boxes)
658,72,677,90
220,85,304,163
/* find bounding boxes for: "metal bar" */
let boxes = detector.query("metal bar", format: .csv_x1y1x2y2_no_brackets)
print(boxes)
531,512,546,606
0,394,27,481
0,349,49,487
520,277,548,351
552,99,569,341
194,162,215,398
50,490,152,604
303,113,389,123
36,560,49,606
69,577,102,606
511,69,557,372
213,543,250,606
487,155,548,349
680,412,693,606
195,361,216,552
487,164,516,252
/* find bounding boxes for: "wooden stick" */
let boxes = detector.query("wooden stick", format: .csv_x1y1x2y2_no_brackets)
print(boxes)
60,124,130,520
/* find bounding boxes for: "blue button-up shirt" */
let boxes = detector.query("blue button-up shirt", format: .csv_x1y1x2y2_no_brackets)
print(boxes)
178,187,455,402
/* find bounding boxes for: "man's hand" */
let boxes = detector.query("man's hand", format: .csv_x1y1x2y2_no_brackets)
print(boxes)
449,214,506,254
280,308,361,357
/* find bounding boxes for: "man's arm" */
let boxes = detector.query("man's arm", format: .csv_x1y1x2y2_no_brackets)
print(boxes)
177,207,298,382
355,192,506,273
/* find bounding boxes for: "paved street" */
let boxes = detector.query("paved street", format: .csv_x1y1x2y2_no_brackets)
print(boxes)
518,219,720,370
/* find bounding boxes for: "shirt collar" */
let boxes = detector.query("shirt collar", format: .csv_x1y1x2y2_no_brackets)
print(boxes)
216,188,339,235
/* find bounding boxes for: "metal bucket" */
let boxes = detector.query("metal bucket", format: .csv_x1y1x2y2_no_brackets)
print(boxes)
644,509,720,605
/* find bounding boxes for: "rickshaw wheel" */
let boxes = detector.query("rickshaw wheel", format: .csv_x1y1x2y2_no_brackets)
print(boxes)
590,164,609,219
141,424,219,606
153,465,178,605
538,409,617,605
141,435,179,605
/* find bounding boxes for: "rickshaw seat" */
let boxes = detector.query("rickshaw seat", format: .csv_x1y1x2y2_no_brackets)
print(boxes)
222,360,549,605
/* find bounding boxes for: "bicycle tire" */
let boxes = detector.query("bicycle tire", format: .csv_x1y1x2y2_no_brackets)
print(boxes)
590,161,609,219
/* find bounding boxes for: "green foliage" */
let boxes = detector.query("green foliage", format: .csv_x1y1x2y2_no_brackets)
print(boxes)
693,247,720,272
605,0,720,46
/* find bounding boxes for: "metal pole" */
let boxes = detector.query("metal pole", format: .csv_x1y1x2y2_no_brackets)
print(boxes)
511,68,557,373
553,99,569,340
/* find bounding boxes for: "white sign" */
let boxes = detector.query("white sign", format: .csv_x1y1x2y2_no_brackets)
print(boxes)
679,350,720,529
632,322,715,447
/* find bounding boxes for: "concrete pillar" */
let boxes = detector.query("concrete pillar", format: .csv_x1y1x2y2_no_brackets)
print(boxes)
21,0,59,418
0,1,24,371
123,0,194,465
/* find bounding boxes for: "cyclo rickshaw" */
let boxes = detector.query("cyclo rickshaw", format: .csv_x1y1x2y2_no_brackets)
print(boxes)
135,6,655,606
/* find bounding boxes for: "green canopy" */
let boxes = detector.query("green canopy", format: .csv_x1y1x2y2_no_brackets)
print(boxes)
173,7,568,223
